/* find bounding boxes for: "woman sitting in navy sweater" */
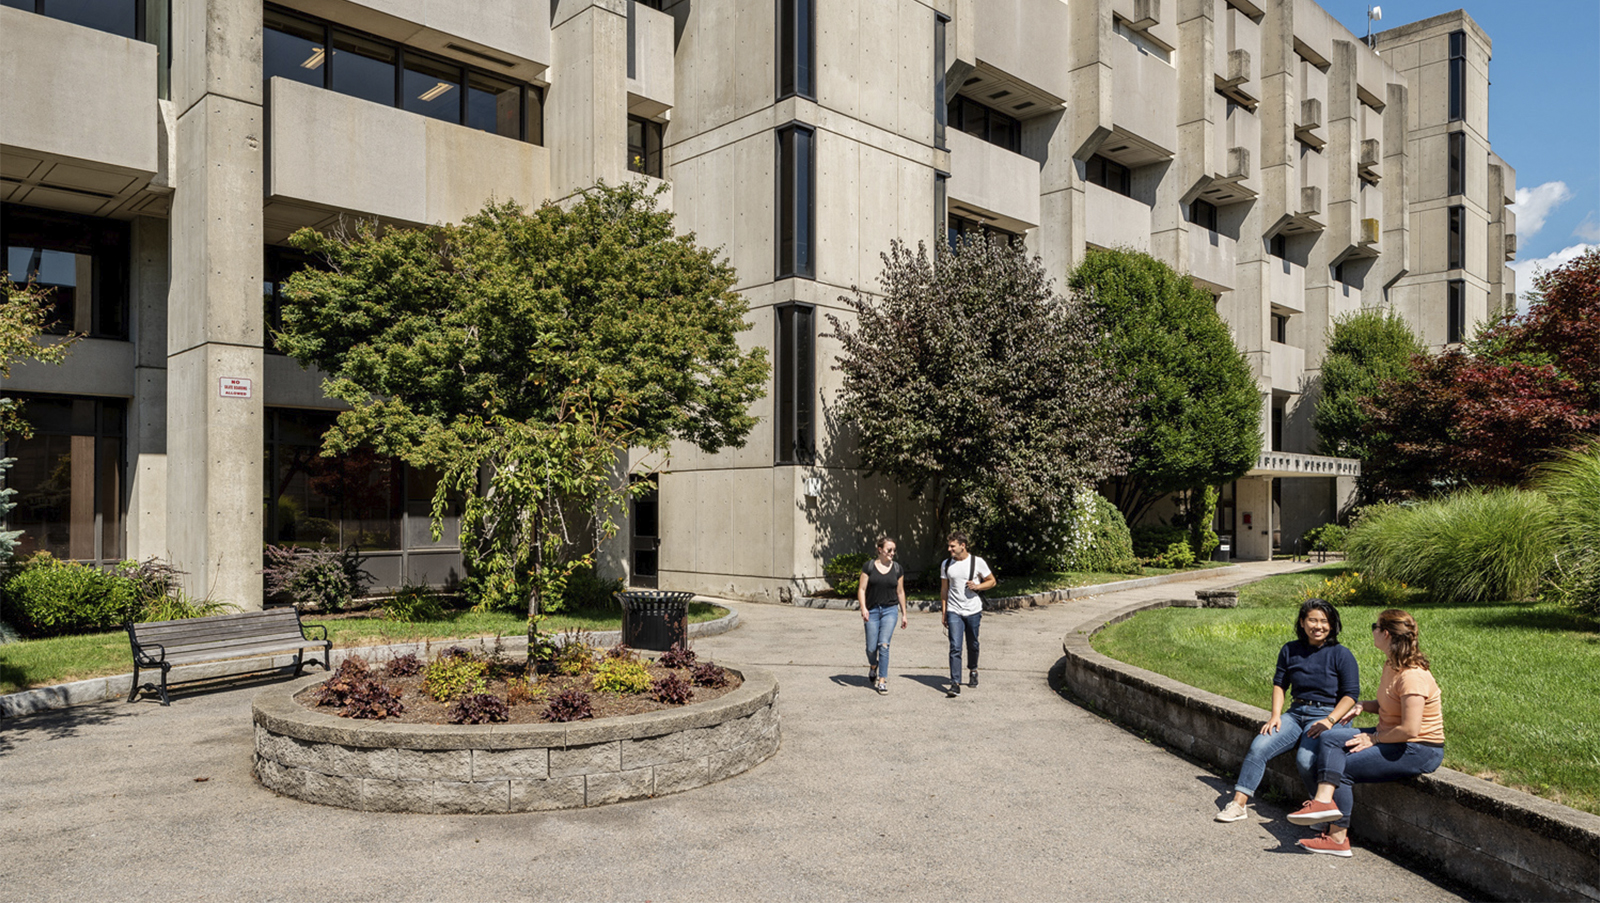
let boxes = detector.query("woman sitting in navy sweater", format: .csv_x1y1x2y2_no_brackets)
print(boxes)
1215,598,1360,823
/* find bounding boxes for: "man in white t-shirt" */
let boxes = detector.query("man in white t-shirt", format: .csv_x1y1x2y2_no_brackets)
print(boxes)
939,531,995,697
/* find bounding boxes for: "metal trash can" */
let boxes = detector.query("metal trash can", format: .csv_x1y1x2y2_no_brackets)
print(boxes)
1212,538,1232,563
616,591,694,651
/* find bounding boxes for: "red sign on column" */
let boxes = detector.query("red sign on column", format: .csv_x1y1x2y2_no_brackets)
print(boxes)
219,377,253,398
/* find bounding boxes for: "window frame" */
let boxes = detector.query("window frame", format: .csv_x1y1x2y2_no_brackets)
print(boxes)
776,122,816,280
1189,198,1219,231
774,302,816,466
1448,204,1465,270
0,393,127,565
947,95,1022,154
934,14,949,150
1447,130,1465,197
3,203,131,340
1086,155,1132,197
627,115,665,178
1448,30,1466,123
777,0,815,101
1447,279,1466,344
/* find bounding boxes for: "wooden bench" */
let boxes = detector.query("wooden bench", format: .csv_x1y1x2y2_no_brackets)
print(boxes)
126,608,330,705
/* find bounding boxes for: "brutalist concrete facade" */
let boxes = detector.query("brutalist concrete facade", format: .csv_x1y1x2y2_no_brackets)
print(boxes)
1,0,1514,606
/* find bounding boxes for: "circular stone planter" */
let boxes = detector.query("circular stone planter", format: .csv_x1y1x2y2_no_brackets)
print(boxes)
252,666,779,814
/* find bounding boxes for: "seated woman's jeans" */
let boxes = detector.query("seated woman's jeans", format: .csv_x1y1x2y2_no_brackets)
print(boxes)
1317,727,1445,828
1233,703,1333,799
864,605,899,677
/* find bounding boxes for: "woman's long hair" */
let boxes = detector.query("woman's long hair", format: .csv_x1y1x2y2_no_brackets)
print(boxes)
1294,597,1342,645
1376,608,1430,670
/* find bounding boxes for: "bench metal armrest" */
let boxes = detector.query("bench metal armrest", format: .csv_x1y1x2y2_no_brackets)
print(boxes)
133,639,167,666
301,623,329,643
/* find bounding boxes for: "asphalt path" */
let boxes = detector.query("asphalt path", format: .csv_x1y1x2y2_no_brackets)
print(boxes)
0,562,1465,902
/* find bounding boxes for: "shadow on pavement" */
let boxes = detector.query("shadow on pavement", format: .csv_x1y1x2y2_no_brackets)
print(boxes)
0,698,136,753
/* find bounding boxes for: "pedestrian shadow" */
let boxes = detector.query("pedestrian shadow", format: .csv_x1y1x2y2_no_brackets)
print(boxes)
899,673,954,694
827,672,874,689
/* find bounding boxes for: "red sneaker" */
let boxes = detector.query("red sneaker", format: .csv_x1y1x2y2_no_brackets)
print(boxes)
1297,832,1353,857
1286,799,1343,825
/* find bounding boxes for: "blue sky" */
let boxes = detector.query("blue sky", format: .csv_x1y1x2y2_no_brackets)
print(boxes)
1326,1,1600,308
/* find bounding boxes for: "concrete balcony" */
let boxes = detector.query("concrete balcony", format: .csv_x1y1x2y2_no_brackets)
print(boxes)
1188,227,1236,291
972,0,1072,103
1269,341,1306,394
626,0,674,119
0,8,168,217
275,0,548,79
1267,256,1305,313
945,129,1041,233
1110,28,1177,157
265,78,550,239
1085,183,1151,253
1213,1,1261,103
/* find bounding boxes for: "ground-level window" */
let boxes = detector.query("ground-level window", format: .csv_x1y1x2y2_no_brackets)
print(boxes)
2,394,125,565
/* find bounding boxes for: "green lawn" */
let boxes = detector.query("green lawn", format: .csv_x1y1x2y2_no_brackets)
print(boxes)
891,564,1212,602
0,602,728,695
1091,564,1600,815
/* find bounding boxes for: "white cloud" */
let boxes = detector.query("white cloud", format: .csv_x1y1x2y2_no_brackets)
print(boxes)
1509,242,1598,313
1575,213,1600,243
1510,181,1574,237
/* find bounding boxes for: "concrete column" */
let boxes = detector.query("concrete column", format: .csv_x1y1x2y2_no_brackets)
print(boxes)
125,216,169,563
551,0,629,199
1235,475,1273,561
167,0,265,607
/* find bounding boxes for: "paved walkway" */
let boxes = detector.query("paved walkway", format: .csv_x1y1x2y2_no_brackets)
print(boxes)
0,561,1464,902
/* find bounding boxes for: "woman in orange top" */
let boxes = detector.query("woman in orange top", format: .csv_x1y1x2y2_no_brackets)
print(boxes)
1285,609,1444,857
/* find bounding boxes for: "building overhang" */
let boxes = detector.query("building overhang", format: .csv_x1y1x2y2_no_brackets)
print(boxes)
1247,452,1361,479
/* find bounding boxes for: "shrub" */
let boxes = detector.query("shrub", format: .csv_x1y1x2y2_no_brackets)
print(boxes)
552,632,598,675
1,557,138,637
383,583,447,622
447,693,509,724
1151,540,1195,570
825,553,872,594
1535,441,1600,616
312,657,405,719
658,642,696,669
690,662,728,688
1302,523,1348,554
506,676,545,706
139,592,236,623
542,688,594,722
384,653,422,677
423,654,488,702
262,542,373,612
1345,488,1558,604
1296,571,1411,609
1131,525,1189,560
112,558,184,607
1064,491,1139,574
559,565,624,610
591,657,653,694
652,672,694,705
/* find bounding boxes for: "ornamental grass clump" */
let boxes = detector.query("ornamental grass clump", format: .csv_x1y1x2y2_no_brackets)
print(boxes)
1345,489,1558,604
1534,440,1600,616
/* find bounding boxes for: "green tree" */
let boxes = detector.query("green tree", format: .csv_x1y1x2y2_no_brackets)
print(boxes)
1313,308,1424,460
0,276,82,563
275,183,768,614
1069,248,1261,525
826,236,1135,564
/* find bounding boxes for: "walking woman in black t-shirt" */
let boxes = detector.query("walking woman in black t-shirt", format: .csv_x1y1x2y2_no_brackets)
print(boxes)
856,536,909,694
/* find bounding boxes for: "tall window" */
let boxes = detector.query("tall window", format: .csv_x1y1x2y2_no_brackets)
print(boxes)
777,123,815,279
933,14,949,150
1447,131,1465,197
262,6,543,144
948,97,1021,153
1447,279,1465,344
934,172,948,244
7,0,170,97
3,204,129,340
2,394,125,564
1448,205,1465,270
775,303,815,465
1086,155,1131,197
628,115,664,177
1190,198,1219,231
1448,31,1466,123
777,0,814,100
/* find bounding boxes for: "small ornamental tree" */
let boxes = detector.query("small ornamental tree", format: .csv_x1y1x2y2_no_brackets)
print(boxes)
825,236,1134,560
1068,248,1261,525
1314,308,1424,461
275,183,768,615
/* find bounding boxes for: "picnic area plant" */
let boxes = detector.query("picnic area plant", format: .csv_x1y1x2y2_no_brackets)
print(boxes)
658,641,696,669
690,662,729,688
542,687,595,722
262,542,373,612
652,671,694,704
591,656,653,694
447,692,510,724
422,652,489,702
273,183,768,617
312,657,405,720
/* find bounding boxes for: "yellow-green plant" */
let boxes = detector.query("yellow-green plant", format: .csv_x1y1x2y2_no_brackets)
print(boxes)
591,657,652,694
1296,571,1410,609
423,655,487,702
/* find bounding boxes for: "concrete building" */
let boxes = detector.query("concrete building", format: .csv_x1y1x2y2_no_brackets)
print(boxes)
1,0,1513,606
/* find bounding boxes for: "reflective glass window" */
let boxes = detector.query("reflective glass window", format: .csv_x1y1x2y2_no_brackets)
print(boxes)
42,0,135,38
330,30,396,107
3,204,129,339
466,72,520,138
264,9,325,89
404,54,462,123
3,394,125,564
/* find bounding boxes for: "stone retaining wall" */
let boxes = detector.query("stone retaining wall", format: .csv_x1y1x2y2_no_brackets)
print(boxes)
1061,600,1600,903
252,665,779,814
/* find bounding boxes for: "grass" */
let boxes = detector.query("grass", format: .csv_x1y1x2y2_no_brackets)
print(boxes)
1091,564,1600,815
890,564,1216,602
0,602,728,695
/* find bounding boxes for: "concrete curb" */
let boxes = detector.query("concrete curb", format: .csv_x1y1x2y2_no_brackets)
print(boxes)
0,604,741,719
793,564,1244,611
1060,598,1600,903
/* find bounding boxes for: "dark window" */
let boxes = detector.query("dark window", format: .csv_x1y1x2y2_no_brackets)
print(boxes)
265,408,410,552
3,204,129,339
1448,205,1465,270
1447,279,1465,344
1447,130,1465,197
777,123,815,279
947,96,1022,154
934,14,948,150
628,115,664,177
1333,261,1345,284
629,474,659,586
264,8,325,90
1270,232,1288,260
948,214,1018,250
2,394,125,564
1448,31,1465,123
1086,155,1131,197
465,72,522,139
778,0,814,100
330,30,397,107
1272,312,1288,344
403,54,462,123
1190,198,1218,231
934,172,948,244
775,303,815,465
1270,404,1283,452
263,245,320,355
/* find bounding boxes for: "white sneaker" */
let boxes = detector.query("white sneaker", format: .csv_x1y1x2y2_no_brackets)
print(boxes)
1215,800,1249,822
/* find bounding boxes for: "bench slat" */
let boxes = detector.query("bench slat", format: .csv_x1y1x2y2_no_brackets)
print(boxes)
149,635,321,656
162,641,322,665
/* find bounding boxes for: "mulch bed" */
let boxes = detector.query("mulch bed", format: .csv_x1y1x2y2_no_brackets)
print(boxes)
294,658,742,725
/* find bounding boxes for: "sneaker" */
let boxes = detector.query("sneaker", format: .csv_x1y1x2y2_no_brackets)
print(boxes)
1286,800,1343,826
1297,832,1353,857
968,670,979,688
1215,800,1249,822
875,680,888,695
946,681,962,697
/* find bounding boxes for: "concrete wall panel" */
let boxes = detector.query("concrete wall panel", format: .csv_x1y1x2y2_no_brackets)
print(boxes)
945,128,1042,231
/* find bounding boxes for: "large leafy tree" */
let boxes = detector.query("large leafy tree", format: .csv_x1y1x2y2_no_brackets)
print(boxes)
825,236,1134,562
1068,248,1261,524
276,183,768,614
1313,308,1424,460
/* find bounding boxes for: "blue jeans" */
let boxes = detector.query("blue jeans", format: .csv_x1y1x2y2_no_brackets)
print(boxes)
1233,703,1332,799
1317,727,1445,828
864,605,900,677
946,610,980,681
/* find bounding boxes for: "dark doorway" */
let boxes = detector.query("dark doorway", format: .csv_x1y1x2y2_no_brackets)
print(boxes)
630,474,660,588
